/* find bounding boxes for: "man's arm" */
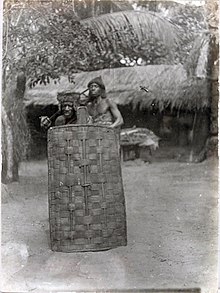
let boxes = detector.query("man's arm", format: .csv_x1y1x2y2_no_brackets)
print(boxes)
107,99,124,128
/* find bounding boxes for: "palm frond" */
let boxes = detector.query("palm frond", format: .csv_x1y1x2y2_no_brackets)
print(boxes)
82,10,183,52
184,33,210,77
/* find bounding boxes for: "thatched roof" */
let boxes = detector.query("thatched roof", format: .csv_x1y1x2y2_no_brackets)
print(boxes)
24,64,210,111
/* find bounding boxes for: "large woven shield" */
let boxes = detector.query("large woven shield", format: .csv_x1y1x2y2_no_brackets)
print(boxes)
47,124,127,252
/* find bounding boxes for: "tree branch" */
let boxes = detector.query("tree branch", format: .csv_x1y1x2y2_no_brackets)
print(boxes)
3,3,20,16
72,0,75,12
3,15,9,60
15,5,25,26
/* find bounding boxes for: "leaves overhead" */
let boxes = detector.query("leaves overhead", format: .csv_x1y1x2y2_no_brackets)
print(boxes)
133,1,209,64
3,1,103,87
3,0,209,87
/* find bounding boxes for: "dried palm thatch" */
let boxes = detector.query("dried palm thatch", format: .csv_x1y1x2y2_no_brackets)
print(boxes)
82,10,182,52
25,64,210,111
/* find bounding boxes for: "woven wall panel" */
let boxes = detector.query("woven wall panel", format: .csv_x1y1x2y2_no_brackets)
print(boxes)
48,125,127,252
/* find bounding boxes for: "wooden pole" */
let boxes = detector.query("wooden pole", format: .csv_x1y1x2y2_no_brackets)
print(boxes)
189,112,197,162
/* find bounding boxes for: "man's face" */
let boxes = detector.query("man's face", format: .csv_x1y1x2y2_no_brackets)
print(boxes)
89,83,101,98
62,102,74,118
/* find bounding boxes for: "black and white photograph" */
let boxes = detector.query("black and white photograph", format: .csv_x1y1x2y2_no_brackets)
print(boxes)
1,0,219,292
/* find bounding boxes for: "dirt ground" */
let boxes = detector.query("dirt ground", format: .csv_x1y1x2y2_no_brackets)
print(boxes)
1,158,218,293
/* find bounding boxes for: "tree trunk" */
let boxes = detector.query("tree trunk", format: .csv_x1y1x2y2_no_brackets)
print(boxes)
2,106,14,183
2,71,27,182
13,72,27,181
209,37,218,136
91,0,95,17
205,0,219,157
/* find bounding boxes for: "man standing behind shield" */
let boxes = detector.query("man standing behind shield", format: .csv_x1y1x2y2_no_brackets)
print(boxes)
83,76,124,128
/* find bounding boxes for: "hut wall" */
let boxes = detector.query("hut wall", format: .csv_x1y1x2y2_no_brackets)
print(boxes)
119,105,210,161
26,104,210,162
119,105,161,135
26,105,58,159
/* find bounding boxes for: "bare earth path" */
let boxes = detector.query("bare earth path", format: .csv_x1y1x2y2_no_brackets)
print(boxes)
1,159,218,293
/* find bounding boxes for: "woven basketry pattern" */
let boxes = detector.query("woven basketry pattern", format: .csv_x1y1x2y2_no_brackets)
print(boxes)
47,124,127,252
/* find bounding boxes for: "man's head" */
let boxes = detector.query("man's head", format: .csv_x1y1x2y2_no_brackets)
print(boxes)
87,76,106,99
62,101,74,119
57,91,79,119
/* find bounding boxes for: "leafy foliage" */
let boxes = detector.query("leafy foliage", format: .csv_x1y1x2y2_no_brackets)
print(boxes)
3,0,210,91
3,1,102,87
3,0,134,86
133,1,209,64
3,0,185,87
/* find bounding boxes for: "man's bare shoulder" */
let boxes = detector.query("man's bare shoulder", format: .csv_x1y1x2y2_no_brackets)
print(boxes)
105,97,117,108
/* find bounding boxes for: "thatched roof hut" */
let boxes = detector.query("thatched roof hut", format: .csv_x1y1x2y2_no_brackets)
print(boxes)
24,64,210,112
